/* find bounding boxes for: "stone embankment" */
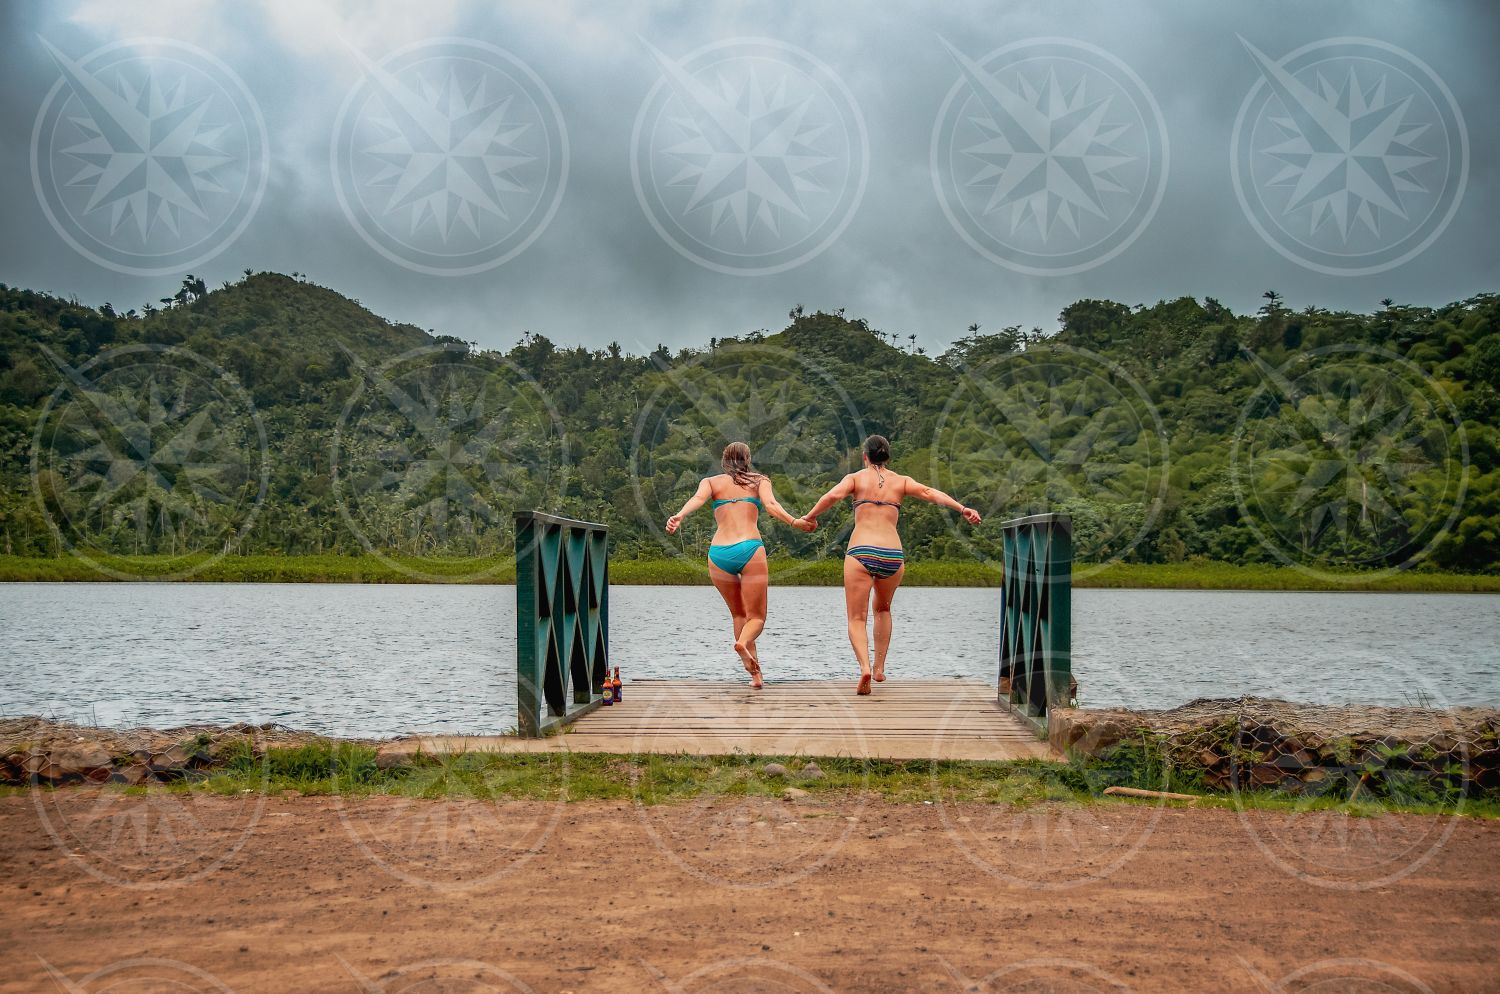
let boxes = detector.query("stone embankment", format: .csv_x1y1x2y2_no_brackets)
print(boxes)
0,716,338,785
1049,697,1500,795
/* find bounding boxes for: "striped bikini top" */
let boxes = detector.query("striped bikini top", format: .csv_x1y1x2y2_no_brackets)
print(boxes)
852,497,900,515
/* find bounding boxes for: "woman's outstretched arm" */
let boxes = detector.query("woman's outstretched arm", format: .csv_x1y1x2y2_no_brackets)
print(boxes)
796,474,856,529
757,478,806,530
666,478,714,534
904,475,983,524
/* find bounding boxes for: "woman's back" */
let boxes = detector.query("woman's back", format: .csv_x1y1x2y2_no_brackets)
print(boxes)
709,474,764,542
848,466,903,546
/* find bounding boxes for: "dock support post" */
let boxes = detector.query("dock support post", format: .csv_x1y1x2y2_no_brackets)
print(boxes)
515,511,610,737
998,513,1072,733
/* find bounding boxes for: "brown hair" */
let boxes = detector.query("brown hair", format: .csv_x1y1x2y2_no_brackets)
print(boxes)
864,434,891,466
721,441,763,489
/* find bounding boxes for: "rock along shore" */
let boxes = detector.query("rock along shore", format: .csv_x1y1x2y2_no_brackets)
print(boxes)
1049,697,1500,795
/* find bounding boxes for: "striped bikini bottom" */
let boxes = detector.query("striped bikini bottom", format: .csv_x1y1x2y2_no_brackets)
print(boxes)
846,545,904,579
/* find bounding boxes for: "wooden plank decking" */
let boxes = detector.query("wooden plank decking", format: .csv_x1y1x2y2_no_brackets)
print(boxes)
379,679,1055,762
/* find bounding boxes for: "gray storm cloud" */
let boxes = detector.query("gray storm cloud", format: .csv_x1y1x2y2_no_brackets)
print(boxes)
1,0,1495,353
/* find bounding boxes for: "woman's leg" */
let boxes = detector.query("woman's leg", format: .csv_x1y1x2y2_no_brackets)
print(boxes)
709,562,756,686
843,555,875,694
734,548,769,686
871,564,905,682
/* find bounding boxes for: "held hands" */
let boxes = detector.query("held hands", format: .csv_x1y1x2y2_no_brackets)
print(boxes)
792,516,817,533
960,506,982,526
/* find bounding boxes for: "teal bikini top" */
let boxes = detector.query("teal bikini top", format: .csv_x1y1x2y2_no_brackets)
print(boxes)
712,496,763,509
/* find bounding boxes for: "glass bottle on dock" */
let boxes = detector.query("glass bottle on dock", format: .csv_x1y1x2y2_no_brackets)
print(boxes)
611,667,623,703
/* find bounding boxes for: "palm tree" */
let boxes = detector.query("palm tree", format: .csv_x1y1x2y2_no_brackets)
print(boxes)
907,333,917,351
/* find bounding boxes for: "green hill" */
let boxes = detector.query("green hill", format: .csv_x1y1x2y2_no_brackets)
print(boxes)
1,273,1496,576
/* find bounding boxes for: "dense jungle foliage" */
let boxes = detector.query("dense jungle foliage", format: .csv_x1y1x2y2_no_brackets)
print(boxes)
1,273,1495,574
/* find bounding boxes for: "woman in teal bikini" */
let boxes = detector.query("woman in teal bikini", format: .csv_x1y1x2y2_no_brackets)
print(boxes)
666,442,812,688
796,435,981,695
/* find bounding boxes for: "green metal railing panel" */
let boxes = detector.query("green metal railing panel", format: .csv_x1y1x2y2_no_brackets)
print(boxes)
998,512,1072,731
516,511,610,737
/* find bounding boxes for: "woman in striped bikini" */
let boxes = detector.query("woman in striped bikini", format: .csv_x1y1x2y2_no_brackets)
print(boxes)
666,442,813,688
796,435,981,695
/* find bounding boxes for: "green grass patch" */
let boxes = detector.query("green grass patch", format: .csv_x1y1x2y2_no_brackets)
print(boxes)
7,743,1456,818
0,552,516,584
1,553,1496,591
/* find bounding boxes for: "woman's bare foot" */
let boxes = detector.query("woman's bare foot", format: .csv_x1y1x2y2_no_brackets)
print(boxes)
856,673,872,695
736,640,763,689
873,661,886,683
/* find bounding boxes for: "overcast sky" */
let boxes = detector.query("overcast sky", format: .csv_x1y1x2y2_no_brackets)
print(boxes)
1,0,1495,356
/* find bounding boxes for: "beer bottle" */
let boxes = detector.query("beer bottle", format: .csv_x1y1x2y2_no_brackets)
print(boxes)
601,668,613,705
611,667,623,703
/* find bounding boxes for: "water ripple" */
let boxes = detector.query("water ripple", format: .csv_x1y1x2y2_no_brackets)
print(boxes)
0,583,1495,736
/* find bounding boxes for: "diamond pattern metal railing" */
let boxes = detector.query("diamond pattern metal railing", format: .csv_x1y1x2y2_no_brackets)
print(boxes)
998,512,1072,731
515,511,610,737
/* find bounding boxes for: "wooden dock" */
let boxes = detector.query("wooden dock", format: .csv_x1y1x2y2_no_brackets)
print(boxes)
379,679,1055,762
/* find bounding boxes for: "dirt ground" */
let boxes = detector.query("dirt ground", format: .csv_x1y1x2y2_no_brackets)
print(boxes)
3,791,1497,994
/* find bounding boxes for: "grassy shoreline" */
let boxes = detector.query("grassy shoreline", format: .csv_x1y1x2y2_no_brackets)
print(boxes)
0,553,1496,591
5,745,1493,818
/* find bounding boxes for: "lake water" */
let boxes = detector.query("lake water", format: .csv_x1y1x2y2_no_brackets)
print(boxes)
1,583,1496,737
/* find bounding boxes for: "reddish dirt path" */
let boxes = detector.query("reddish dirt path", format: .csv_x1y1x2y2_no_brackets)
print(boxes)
3,792,1497,994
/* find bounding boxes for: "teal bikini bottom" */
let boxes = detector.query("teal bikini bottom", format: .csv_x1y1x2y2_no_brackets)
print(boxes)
708,539,764,575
